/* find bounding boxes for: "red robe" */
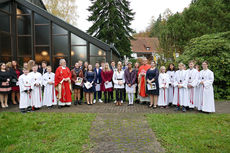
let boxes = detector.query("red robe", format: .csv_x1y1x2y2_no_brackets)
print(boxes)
55,66,72,103
101,70,113,92
138,64,151,97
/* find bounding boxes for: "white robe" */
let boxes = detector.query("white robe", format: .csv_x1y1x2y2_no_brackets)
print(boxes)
29,72,42,108
158,73,169,106
42,72,57,107
186,68,199,108
173,70,189,107
19,74,32,109
198,69,215,112
166,70,175,103
195,71,202,110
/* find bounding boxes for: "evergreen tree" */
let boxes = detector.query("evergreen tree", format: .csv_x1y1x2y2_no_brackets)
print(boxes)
87,0,135,57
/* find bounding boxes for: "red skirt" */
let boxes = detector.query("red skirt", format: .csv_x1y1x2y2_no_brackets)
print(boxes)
12,86,20,92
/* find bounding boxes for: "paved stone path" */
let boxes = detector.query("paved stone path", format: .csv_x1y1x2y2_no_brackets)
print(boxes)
1,101,229,113
88,113,165,153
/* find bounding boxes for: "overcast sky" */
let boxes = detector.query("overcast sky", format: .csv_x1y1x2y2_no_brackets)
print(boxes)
76,0,191,33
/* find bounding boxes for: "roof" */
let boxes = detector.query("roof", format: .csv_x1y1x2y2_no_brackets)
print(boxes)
14,0,120,56
131,37,160,53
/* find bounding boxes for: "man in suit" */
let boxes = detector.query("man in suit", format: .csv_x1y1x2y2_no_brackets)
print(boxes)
38,61,47,92
93,61,103,103
38,61,47,75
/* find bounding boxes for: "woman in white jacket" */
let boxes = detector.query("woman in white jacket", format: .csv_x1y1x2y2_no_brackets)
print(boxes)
113,64,125,106
158,66,170,108
198,61,215,113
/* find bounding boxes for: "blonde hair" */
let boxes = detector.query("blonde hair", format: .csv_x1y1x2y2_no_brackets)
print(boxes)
5,62,12,69
178,62,184,67
47,65,52,69
117,64,122,72
104,62,111,71
28,60,35,71
160,66,166,73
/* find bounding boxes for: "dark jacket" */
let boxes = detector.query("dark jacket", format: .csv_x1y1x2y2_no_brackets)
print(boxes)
94,68,102,84
124,68,136,85
38,68,47,75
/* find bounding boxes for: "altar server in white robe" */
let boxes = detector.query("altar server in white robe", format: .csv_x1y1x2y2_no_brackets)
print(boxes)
158,66,170,107
173,63,189,112
19,68,32,113
195,65,201,109
42,66,57,108
29,65,42,109
186,60,199,109
198,61,215,113
166,63,176,105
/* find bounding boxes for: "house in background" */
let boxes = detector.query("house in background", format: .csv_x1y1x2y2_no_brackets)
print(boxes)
0,0,120,69
131,37,160,61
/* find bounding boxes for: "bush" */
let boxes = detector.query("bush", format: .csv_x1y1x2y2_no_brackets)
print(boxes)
177,31,230,100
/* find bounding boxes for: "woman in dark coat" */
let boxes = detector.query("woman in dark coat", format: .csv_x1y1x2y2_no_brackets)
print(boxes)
0,63,12,108
146,61,159,108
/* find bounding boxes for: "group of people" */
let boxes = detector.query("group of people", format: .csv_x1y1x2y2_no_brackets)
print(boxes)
0,57,215,113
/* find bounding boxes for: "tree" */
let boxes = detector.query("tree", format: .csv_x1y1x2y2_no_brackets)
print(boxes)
177,31,230,100
43,0,78,25
87,0,135,57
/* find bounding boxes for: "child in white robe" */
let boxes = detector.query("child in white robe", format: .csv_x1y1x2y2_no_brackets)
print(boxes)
19,68,32,113
29,65,42,110
166,63,176,105
158,66,170,107
173,63,189,112
186,60,199,109
42,66,57,108
198,61,215,113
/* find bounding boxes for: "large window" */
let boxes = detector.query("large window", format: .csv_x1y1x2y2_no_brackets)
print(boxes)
0,2,11,60
0,33,11,56
0,12,10,32
0,2,10,13
35,47,50,64
71,46,87,66
35,25,49,45
17,4,32,60
89,43,106,66
18,36,31,56
52,24,68,56
71,33,86,45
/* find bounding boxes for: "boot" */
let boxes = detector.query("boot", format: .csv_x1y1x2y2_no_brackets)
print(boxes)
119,101,122,106
74,100,78,105
78,100,82,105
115,101,119,106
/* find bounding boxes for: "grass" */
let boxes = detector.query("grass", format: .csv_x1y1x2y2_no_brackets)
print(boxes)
147,114,230,153
0,112,96,153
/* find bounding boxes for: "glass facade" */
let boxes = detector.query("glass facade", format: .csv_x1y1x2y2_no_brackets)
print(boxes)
0,1,120,69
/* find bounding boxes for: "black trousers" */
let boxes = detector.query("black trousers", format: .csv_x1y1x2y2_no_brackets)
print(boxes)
116,89,124,101
80,88,83,100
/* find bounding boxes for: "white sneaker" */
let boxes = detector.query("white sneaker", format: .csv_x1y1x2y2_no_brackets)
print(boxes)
93,99,96,104
99,99,103,103
114,100,117,104
121,100,123,103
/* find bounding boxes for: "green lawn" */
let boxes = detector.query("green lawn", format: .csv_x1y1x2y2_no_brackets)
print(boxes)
147,114,230,153
0,112,96,153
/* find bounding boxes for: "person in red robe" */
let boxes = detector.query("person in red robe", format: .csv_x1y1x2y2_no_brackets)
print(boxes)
138,57,151,104
55,59,72,108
